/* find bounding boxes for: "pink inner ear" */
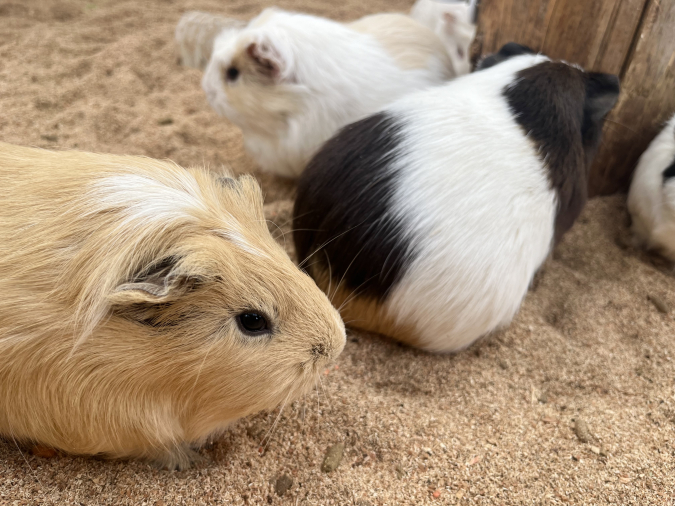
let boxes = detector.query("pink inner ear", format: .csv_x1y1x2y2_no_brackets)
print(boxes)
246,42,279,78
443,11,457,24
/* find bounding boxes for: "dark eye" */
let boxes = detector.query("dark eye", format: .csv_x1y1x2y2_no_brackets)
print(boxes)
225,66,239,81
237,312,269,334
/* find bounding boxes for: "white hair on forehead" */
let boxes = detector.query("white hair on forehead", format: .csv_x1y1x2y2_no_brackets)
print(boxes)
214,229,266,257
90,173,208,221
89,172,264,255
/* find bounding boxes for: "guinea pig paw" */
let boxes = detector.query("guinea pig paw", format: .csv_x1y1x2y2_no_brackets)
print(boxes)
150,443,206,471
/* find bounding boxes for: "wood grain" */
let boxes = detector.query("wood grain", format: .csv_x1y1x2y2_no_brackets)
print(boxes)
477,0,647,75
476,0,675,195
589,0,675,195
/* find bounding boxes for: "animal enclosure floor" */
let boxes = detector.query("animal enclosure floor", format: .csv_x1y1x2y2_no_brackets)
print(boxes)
0,1,673,504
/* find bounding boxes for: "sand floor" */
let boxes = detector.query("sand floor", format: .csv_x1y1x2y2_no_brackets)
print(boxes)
1,1,674,504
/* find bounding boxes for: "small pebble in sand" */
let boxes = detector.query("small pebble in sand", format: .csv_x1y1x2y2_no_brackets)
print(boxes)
157,117,174,126
30,445,57,458
538,391,548,403
432,489,441,499
275,474,293,496
498,360,509,370
648,294,670,314
574,419,592,443
321,442,345,472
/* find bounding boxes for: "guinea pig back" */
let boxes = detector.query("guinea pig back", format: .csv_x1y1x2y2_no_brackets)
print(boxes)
294,50,619,353
0,143,345,469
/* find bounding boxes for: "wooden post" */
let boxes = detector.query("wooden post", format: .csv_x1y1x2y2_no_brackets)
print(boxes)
475,0,675,196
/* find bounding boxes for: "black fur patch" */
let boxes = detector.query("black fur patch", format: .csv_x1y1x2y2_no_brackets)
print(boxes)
662,156,675,182
293,113,412,301
476,42,535,71
503,61,619,243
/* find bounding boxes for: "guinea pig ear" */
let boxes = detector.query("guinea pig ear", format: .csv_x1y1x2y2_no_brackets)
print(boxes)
584,72,620,121
110,256,199,306
475,42,536,70
441,1,475,30
246,39,290,81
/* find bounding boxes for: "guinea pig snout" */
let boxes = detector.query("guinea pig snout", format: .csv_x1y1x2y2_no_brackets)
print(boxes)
310,332,344,364
311,343,329,360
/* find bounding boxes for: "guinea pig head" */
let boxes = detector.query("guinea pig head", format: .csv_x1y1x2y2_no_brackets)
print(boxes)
498,53,620,242
92,172,345,441
202,9,306,136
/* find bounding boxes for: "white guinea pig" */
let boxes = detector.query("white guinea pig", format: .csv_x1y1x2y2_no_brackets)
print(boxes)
200,7,463,178
0,143,345,469
409,0,477,76
627,114,675,261
293,44,620,353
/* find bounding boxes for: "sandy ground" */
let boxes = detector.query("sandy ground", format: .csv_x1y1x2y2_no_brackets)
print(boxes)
1,0,674,504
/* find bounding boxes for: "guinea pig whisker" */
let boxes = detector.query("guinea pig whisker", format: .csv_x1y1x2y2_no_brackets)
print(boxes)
188,334,220,401
336,283,369,313
323,250,333,303
8,428,46,491
317,373,333,412
261,389,292,451
331,242,370,305
266,219,286,249
297,221,367,269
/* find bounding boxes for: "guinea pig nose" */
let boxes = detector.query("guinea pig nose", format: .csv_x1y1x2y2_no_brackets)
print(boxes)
311,343,328,359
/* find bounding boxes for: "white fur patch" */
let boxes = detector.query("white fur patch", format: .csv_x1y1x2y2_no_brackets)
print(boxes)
91,172,262,256
91,173,208,222
627,114,675,260
382,54,557,352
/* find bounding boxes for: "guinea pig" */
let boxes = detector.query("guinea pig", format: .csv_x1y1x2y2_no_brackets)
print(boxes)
0,142,345,469
293,45,620,353
627,113,675,261
409,0,477,75
175,11,245,70
200,7,462,178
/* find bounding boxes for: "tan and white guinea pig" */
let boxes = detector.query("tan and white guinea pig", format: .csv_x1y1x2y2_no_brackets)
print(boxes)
0,142,345,469
628,114,675,261
193,7,464,178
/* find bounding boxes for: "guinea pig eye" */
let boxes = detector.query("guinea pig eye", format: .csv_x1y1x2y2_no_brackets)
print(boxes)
225,66,240,82
237,312,269,335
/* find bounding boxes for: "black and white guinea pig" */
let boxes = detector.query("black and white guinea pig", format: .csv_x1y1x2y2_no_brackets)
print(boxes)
293,43,620,353
627,113,675,261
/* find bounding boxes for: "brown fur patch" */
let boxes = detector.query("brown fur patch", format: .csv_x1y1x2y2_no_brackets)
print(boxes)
312,267,424,349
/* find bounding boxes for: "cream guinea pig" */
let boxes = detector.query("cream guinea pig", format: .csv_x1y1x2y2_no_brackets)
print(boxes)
293,44,620,353
0,143,345,469
627,114,675,261
409,0,477,76
199,7,465,178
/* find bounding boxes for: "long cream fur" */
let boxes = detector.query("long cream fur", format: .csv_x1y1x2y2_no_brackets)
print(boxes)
0,142,345,469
